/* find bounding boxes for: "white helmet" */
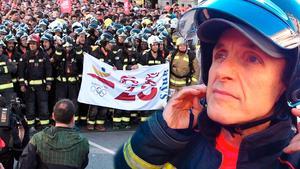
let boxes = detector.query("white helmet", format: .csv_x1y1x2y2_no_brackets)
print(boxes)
147,35,161,48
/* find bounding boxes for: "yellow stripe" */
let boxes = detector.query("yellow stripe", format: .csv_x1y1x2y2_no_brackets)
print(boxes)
141,117,148,122
122,117,130,122
0,62,6,66
163,163,176,169
29,80,44,85
113,117,122,122
123,65,127,70
96,120,105,125
46,77,54,81
12,78,17,83
130,113,138,117
0,83,14,90
74,116,79,121
55,51,62,55
40,120,49,125
80,116,87,120
170,78,187,85
87,120,95,125
148,60,155,64
76,50,83,55
3,66,8,73
155,60,161,64
192,77,198,82
123,138,163,169
19,78,25,82
27,119,35,125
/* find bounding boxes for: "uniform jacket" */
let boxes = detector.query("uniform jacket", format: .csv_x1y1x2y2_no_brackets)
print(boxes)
115,111,300,169
19,126,89,169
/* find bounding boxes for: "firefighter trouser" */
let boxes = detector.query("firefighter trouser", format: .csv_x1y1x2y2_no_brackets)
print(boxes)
140,110,155,122
0,88,16,102
87,105,107,125
113,109,130,126
24,86,49,126
55,82,79,121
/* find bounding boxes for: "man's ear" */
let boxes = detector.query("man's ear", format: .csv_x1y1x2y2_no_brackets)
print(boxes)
52,112,55,121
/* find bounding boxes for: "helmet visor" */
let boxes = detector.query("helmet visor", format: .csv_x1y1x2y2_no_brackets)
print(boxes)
179,0,300,51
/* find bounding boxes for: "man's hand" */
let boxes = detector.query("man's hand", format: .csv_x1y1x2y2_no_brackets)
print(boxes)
0,162,4,169
20,86,26,93
131,65,139,70
163,85,207,129
46,85,51,91
283,108,300,154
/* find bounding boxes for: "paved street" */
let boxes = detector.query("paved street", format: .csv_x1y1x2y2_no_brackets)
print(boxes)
82,129,135,169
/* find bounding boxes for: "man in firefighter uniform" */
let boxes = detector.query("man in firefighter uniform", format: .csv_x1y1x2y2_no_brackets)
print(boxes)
0,40,17,103
3,34,21,96
18,34,53,130
138,35,166,123
168,37,200,95
41,33,56,116
87,32,117,131
113,39,140,129
53,36,81,123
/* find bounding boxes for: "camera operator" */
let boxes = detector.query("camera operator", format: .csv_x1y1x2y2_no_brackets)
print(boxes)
0,95,28,169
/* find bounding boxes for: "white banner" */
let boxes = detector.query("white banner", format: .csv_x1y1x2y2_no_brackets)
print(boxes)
78,53,169,110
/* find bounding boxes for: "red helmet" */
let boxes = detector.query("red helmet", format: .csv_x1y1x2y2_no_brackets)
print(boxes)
27,33,40,44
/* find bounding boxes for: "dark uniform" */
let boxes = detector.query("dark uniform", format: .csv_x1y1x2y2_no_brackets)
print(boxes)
18,48,52,128
139,49,165,122
87,45,116,131
113,45,140,129
53,47,81,121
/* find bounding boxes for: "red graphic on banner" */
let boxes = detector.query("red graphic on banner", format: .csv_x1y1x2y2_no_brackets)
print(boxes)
88,65,115,89
115,73,159,101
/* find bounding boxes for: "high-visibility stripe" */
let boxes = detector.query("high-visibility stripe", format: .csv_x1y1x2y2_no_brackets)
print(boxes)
170,78,186,85
40,120,49,125
192,77,198,82
141,117,148,122
154,60,161,64
121,117,130,122
46,77,54,81
87,120,95,125
56,76,78,82
80,116,87,120
96,120,105,125
0,83,14,90
113,117,122,122
55,51,62,55
130,113,138,117
163,163,176,169
0,62,5,66
19,78,25,82
12,78,17,83
76,50,83,55
27,119,35,125
148,60,155,64
29,80,44,85
3,66,8,73
74,116,79,121
123,65,127,70
123,138,163,169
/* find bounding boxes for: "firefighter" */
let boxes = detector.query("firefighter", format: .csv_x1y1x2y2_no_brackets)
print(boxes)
86,32,117,131
53,36,80,123
3,34,21,95
41,33,56,118
15,31,29,59
168,37,200,96
113,38,140,129
0,40,17,101
138,35,166,123
18,34,53,131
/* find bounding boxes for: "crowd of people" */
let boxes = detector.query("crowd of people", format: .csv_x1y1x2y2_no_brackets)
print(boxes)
0,0,199,168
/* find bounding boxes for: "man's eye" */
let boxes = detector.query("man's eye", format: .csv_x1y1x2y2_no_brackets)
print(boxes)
213,51,227,61
247,55,261,64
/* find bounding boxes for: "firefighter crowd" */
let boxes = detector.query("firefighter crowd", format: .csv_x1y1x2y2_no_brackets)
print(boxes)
0,0,199,133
